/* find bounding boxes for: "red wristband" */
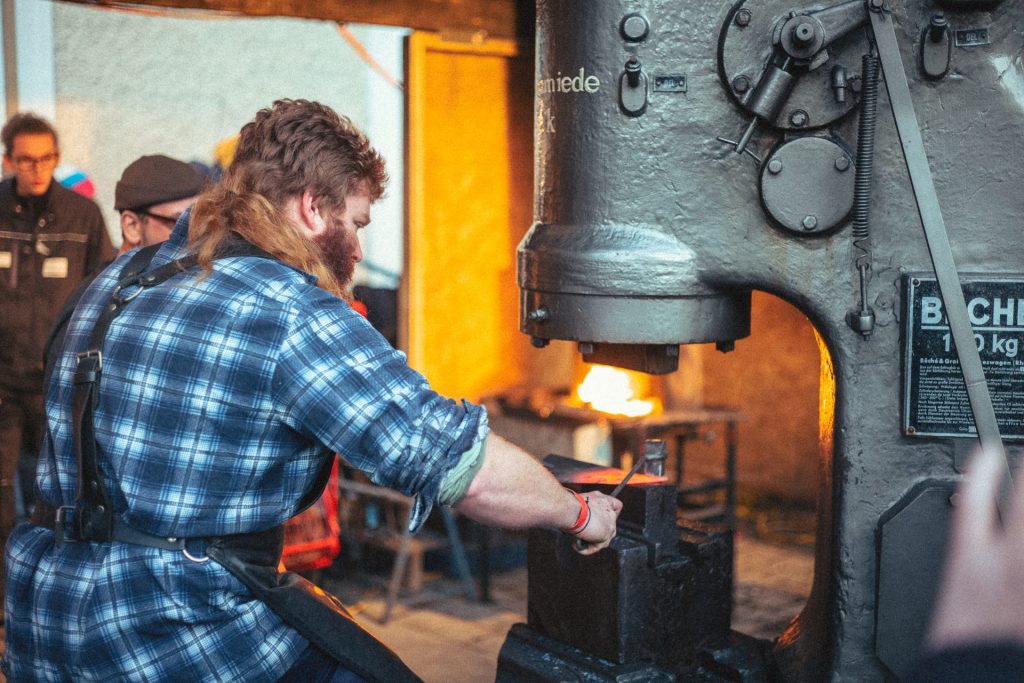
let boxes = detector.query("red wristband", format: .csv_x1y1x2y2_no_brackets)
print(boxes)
563,489,591,535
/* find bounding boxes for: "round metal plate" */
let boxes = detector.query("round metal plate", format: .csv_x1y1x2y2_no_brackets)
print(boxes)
759,135,855,234
718,0,867,130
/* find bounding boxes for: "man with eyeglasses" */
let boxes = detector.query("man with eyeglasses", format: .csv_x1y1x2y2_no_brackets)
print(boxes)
0,112,113,591
113,154,206,254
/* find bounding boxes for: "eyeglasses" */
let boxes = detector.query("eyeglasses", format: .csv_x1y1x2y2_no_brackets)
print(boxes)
139,211,181,227
11,153,58,171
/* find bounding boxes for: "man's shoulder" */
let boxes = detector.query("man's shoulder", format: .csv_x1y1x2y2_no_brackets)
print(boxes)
49,182,103,214
0,177,14,210
213,258,352,320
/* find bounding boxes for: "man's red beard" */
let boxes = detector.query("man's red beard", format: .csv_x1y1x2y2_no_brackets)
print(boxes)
312,223,357,294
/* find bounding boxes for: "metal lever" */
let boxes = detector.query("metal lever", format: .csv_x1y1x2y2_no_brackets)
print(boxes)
867,2,1011,490
619,56,648,116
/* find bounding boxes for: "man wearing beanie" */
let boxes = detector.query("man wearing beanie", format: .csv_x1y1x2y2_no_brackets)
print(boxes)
40,154,206,410
114,154,206,253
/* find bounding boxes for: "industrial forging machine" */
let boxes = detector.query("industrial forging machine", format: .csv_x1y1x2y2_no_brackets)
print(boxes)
498,0,1023,680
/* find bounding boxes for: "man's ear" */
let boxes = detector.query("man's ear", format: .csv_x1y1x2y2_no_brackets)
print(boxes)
295,189,328,238
120,211,142,248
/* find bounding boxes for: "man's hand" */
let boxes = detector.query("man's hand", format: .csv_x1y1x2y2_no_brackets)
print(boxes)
571,490,622,555
927,446,1024,652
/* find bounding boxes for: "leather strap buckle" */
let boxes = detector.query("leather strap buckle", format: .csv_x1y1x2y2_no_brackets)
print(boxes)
54,505,78,548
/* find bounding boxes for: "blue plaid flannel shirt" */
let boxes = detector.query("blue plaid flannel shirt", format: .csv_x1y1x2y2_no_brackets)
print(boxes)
3,215,487,682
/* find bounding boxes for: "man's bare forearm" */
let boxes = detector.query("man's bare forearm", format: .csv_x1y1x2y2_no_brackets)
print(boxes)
453,434,578,530
453,434,622,554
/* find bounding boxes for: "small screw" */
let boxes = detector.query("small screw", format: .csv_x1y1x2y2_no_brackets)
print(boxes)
528,307,550,322
802,215,818,230
767,159,783,174
790,109,809,127
911,277,921,286
906,426,917,435
734,9,752,27
835,156,851,171
531,336,549,348
579,342,595,355
732,75,751,94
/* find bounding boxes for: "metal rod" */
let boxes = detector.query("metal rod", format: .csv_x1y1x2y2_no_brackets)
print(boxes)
869,7,1010,485
609,454,647,498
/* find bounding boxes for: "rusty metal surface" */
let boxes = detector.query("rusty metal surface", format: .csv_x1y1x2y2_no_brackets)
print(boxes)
519,0,1024,680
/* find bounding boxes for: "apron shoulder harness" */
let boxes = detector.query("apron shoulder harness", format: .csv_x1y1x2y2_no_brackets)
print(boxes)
31,240,422,683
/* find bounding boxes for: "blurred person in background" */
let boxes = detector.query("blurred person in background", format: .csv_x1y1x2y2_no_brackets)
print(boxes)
0,113,112,608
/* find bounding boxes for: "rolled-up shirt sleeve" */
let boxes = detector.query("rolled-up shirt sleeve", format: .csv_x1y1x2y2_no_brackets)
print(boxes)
271,294,488,530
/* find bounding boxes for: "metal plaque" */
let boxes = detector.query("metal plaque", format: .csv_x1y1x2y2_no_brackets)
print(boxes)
954,27,991,48
903,275,1024,440
653,74,687,93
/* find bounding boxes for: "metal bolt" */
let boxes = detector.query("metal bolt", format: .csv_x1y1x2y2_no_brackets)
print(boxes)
620,14,649,42
767,159,783,174
624,56,642,88
734,8,752,27
835,156,851,171
789,109,809,127
928,13,948,43
579,342,595,355
732,75,751,94
531,336,549,348
792,20,816,46
802,215,818,230
906,426,917,435
527,307,550,322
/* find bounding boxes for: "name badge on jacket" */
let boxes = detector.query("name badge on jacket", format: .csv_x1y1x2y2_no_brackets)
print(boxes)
42,257,69,278
0,251,10,269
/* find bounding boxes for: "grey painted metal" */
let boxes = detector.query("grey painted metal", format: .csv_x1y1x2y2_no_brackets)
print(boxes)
875,481,955,677
868,6,1007,466
520,0,1024,680
759,135,855,234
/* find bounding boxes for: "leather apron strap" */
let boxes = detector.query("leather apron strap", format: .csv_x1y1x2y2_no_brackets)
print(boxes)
206,527,422,683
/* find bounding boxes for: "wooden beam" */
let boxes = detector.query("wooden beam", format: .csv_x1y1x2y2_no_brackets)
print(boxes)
55,0,528,41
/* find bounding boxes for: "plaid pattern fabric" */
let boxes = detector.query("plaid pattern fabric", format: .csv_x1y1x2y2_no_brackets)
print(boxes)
3,216,487,681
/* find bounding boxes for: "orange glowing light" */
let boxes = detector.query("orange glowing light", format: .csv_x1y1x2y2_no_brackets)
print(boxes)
576,365,658,417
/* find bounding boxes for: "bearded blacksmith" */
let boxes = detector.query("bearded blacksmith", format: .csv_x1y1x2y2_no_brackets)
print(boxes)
3,99,622,682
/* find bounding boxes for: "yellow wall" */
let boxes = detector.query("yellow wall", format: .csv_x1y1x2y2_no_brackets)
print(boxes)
405,33,536,401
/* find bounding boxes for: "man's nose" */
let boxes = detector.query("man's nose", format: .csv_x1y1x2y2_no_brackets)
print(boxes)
353,239,363,263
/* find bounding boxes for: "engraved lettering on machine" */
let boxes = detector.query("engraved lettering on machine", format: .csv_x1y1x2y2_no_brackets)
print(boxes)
536,67,601,95
902,274,1024,440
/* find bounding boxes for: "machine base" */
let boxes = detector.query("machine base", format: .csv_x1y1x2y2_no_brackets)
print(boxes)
496,623,773,682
